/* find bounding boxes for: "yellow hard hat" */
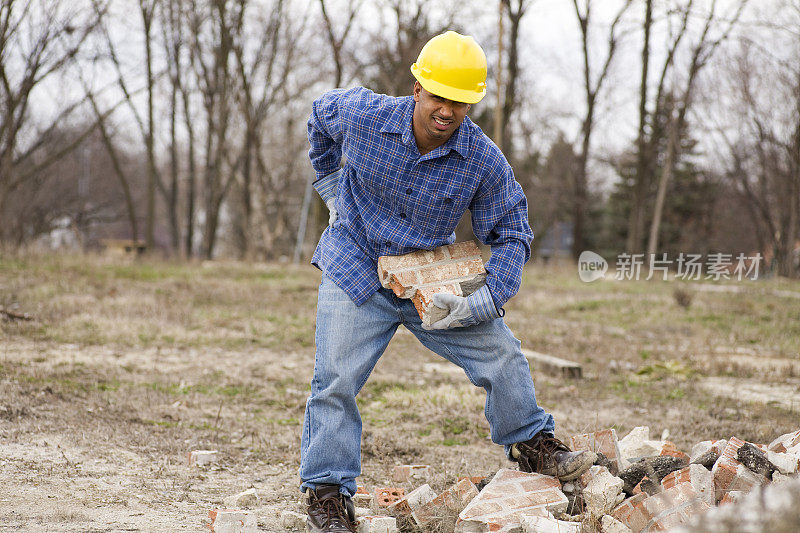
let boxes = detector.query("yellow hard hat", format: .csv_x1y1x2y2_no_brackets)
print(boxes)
411,31,487,104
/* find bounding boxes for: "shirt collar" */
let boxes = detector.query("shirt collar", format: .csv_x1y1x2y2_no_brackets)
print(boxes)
380,96,471,159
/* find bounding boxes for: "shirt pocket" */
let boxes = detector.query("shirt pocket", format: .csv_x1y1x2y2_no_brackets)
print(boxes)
414,187,472,234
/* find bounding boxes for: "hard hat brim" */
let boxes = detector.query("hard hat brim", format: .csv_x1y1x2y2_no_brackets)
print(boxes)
411,65,486,105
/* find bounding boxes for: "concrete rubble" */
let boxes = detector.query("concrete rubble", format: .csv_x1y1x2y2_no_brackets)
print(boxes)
213,427,800,532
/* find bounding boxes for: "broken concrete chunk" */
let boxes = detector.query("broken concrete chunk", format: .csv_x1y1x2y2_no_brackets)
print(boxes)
618,426,664,462
279,510,306,530
353,486,372,507
222,488,258,509
619,456,687,495
766,451,800,475
767,429,800,453
584,469,624,516
633,476,662,496
690,439,727,464
692,450,720,471
737,442,777,479
718,490,746,505
188,449,218,466
208,509,257,533
357,515,399,533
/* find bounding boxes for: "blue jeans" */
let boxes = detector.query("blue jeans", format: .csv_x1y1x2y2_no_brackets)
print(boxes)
299,276,555,496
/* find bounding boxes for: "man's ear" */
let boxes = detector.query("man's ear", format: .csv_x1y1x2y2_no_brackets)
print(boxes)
413,81,422,102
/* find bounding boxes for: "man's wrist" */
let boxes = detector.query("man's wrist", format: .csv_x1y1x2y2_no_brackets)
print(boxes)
467,284,500,323
313,168,341,203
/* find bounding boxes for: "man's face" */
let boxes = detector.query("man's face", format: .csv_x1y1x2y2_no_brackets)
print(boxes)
412,82,471,149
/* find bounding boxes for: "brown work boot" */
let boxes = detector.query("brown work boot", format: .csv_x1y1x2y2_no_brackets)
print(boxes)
306,484,357,533
511,432,597,481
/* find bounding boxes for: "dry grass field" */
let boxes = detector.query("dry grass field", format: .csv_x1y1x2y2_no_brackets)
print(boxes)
1,253,799,531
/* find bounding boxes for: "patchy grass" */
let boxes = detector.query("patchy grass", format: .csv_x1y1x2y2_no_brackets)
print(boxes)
1,253,800,531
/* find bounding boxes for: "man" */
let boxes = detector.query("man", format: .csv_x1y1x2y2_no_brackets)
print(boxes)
300,31,596,533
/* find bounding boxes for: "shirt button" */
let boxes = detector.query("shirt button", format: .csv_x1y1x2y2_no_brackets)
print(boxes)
406,188,413,194
444,197,453,204
399,213,407,219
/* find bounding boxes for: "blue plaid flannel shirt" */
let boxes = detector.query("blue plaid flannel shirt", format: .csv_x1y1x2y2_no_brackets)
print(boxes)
309,87,533,318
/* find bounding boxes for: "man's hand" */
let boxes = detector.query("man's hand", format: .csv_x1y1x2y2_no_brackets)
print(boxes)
325,198,338,226
424,293,478,330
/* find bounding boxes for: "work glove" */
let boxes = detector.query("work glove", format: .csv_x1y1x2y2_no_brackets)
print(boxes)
424,285,499,330
325,198,338,226
425,293,475,329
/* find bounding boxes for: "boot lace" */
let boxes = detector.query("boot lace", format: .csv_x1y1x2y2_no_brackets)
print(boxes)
309,493,354,531
517,434,570,473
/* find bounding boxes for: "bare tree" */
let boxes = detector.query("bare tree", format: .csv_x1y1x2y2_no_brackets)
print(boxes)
318,0,361,88
361,0,455,97
229,0,307,258
570,0,633,259
646,0,749,257
714,10,800,277
499,0,533,158
81,82,140,244
0,0,106,243
626,0,653,254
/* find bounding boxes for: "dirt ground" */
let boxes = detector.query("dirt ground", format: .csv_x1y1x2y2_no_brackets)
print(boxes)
1,253,799,532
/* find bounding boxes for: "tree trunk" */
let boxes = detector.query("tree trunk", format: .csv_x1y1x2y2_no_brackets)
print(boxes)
142,2,157,252
627,0,653,254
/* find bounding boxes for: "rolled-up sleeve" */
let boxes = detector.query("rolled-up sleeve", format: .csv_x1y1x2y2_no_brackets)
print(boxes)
470,162,533,310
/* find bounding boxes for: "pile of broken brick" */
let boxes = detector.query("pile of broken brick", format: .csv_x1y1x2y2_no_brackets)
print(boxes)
271,426,800,533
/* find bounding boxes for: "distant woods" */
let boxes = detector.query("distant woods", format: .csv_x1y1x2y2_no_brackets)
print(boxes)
0,0,798,276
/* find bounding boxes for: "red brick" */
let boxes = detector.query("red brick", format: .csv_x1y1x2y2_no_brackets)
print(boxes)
570,429,624,472
412,283,462,323
392,464,431,483
389,484,436,520
638,483,711,532
611,493,648,532
456,469,567,532
374,487,405,508
377,242,481,281
458,475,487,485
377,241,486,325
712,436,768,502
413,479,478,525
660,441,690,463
